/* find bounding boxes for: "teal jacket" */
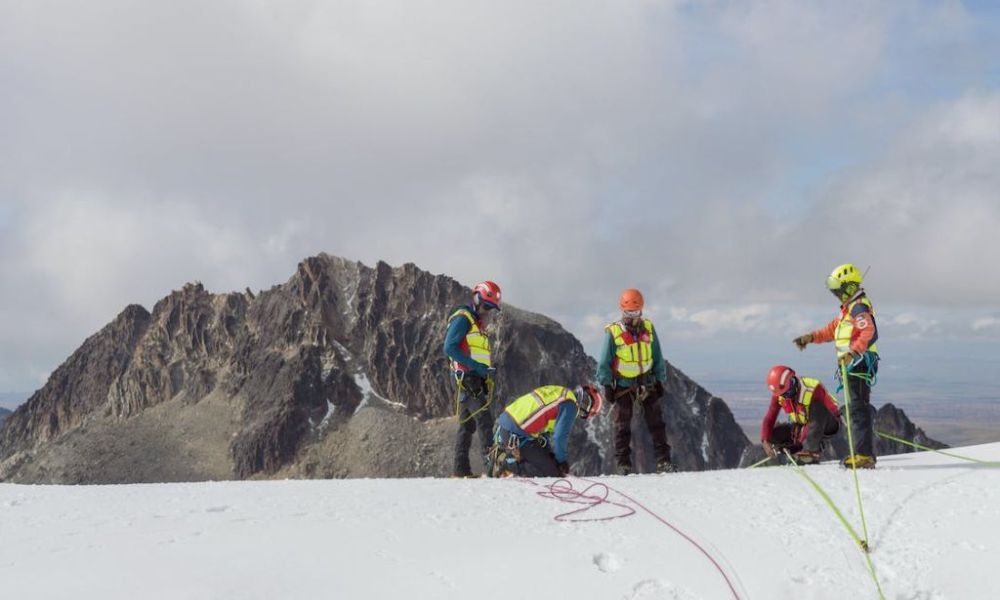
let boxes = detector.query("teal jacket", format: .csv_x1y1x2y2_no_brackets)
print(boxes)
596,321,667,387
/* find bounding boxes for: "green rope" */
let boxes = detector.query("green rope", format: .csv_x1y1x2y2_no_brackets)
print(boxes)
456,375,495,425
839,364,886,599
875,431,1000,467
747,456,774,469
782,449,865,548
840,363,874,549
782,450,886,599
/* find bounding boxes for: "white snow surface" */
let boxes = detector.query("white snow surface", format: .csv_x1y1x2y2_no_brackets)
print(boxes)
2,444,999,599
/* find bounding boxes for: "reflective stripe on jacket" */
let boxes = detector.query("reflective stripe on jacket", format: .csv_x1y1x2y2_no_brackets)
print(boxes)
778,377,824,425
834,296,878,359
605,319,655,379
447,307,491,372
504,385,578,436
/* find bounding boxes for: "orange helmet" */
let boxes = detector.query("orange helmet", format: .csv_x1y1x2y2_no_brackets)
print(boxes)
619,288,644,312
574,384,604,419
767,365,798,397
473,280,502,310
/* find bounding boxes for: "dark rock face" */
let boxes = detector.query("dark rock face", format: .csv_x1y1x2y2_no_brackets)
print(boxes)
0,254,778,482
0,408,10,428
602,363,750,474
0,305,151,458
875,403,947,455
0,255,601,481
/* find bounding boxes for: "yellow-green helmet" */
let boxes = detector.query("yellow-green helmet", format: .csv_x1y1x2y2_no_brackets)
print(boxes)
827,263,862,300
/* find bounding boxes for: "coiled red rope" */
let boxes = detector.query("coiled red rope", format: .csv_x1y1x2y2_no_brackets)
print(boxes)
516,476,744,600
529,478,637,522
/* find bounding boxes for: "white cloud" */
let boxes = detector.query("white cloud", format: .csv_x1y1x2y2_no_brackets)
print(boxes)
972,317,1000,332
1,1,999,391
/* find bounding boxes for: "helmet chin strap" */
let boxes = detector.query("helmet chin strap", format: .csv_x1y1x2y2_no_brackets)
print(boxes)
842,286,864,304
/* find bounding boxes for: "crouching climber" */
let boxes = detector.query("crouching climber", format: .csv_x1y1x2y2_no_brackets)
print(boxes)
761,365,841,465
487,384,603,478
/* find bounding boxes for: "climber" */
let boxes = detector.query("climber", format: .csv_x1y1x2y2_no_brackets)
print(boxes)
793,263,879,469
488,384,603,478
444,280,502,478
596,288,674,475
761,365,842,465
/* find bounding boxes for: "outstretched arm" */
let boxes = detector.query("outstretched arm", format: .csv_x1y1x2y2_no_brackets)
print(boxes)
550,402,579,463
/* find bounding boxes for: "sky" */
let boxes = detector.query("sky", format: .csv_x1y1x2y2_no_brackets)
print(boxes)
1,1,999,404
2,444,999,598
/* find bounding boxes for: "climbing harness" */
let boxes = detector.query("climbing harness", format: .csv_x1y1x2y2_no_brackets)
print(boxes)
836,351,878,392
453,370,495,425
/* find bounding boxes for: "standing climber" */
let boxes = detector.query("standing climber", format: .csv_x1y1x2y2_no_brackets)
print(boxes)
761,365,842,464
793,264,879,469
597,288,673,475
489,384,603,478
444,280,502,478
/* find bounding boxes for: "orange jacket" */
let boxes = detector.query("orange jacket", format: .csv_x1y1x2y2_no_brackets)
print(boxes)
810,304,876,356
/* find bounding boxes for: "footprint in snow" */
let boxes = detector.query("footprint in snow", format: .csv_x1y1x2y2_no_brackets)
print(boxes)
593,552,622,573
628,579,699,600
205,505,229,513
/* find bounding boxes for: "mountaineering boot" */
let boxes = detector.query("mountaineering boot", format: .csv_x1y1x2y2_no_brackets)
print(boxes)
616,463,633,476
841,454,876,469
655,459,676,473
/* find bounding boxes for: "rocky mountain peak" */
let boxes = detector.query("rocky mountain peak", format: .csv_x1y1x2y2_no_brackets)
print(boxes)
0,254,942,483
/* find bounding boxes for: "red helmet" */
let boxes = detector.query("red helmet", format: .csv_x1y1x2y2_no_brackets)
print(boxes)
619,288,644,312
767,365,797,397
473,280,502,310
574,384,604,419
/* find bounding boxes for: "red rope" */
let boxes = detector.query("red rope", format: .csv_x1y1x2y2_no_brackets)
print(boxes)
509,475,743,598
575,476,743,600
527,478,637,522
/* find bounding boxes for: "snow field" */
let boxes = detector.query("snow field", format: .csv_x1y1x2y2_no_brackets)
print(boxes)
1,443,998,599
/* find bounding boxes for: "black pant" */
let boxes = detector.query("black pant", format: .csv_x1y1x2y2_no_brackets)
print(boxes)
494,428,560,477
612,386,671,468
769,405,839,455
454,374,494,476
844,356,877,457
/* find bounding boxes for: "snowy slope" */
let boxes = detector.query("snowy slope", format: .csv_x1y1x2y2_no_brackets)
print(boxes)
1,444,998,600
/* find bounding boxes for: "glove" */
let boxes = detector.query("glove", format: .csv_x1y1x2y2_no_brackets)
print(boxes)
556,461,570,477
762,441,777,458
653,381,665,398
485,367,497,381
793,334,813,351
473,364,490,379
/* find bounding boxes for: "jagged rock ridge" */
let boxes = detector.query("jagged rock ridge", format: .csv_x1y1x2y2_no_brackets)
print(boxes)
0,254,938,483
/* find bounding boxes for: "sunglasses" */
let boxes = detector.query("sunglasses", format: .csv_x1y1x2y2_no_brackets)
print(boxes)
622,310,642,318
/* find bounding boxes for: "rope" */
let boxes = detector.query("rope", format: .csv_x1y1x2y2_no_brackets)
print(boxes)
782,450,886,599
747,456,774,469
781,450,865,548
531,478,636,522
875,431,1000,467
840,363,874,550
839,363,886,599
454,374,495,425
575,476,745,600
